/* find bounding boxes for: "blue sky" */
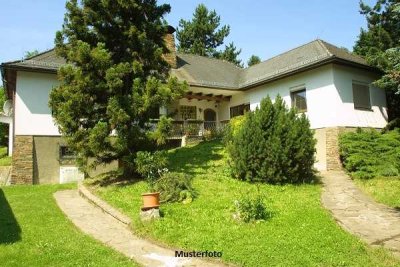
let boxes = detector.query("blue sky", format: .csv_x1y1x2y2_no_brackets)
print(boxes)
0,0,374,67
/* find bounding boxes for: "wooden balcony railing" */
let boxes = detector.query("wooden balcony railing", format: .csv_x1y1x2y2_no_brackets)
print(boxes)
148,119,229,138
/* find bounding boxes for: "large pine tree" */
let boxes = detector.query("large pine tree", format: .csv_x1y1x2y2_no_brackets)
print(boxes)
247,55,261,67
50,0,187,175
176,4,242,67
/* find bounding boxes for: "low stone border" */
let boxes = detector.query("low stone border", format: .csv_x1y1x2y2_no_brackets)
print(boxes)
78,182,132,226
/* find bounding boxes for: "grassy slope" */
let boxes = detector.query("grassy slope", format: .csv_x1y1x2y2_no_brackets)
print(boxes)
355,177,400,208
0,184,136,267
89,140,400,267
0,146,11,166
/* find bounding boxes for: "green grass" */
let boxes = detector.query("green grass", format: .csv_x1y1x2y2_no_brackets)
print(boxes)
355,177,400,208
0,183,136,267
0,146,11,166
88,140,400,267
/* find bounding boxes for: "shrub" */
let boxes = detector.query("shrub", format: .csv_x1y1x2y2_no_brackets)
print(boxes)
150,116,173,146
135,150,168,190
154,172,196,203
224,115,246,145
227,96,316,184
232,194,270,223
339,129,400,179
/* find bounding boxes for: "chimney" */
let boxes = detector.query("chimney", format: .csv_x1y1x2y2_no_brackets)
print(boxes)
163,25,177,69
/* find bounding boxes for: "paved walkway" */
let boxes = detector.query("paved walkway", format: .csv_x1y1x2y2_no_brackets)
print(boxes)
321,171,400,257
54,190,224,267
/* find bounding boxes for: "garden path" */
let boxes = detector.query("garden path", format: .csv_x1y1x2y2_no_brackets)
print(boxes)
321,171,400,258
54,190,225,267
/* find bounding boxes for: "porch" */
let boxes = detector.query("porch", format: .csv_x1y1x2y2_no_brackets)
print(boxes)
154,89,236,138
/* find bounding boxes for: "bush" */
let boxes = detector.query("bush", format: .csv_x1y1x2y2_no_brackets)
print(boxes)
223,115,246,144
150,116,173,146
227,96,316,184
154,172,196,203
339,129,400,179
232,194,270,223
135,150,168,190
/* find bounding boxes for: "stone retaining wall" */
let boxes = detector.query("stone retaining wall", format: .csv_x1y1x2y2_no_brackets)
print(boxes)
11,136,33,184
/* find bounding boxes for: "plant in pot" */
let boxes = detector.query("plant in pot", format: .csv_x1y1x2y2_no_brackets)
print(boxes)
135,150,168,210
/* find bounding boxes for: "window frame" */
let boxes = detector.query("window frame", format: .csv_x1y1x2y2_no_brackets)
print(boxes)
290,88,307,113
352,81,372,111
179,105,197,120
230,103,250,118
59,145,76,160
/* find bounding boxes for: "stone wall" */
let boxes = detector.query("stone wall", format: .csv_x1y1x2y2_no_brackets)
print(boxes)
11,136,34,184
325,127,359,170
325,127,342,170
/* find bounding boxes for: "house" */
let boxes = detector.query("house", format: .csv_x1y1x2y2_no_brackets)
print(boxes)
0,28,387,184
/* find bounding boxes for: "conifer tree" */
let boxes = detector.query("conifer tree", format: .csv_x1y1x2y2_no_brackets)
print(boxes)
49,0,187,175
176,4,230,57
354,0,400,120
176,3,243,66
247,55,261,67
228,96,315,184
217,42,243,67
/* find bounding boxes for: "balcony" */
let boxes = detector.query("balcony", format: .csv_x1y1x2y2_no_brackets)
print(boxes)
149,119,230,139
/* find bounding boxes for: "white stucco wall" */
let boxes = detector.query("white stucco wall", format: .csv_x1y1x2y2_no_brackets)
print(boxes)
247,65,335,129
14,63,387,137
331,64,387,128
240,64,387,129
15,71,61,136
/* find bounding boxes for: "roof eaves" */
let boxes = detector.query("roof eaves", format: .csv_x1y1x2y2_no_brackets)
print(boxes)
1,63,58,74
239,53,332,88
185,80,238,90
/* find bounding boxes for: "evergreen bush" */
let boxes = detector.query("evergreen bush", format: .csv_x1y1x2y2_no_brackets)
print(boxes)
339,129,400,179
154,172,196,203
227,96,316,184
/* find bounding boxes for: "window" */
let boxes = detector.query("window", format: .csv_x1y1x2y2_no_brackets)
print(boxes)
180,105,196,120
60,146,76,159
352,83,371,110
230,103,250,118
291,89,307,112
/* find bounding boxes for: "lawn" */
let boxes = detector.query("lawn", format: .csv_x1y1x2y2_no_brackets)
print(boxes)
87,140,400,267
0,146,12,166
0,184,136,267
355,177,400,208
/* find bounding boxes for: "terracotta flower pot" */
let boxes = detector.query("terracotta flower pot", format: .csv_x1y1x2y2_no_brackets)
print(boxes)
141,192,160,210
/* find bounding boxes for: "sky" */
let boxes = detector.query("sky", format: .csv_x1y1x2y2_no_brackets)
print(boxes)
0,0,375,68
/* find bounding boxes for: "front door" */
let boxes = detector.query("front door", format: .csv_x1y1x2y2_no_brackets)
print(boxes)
204,108,216,121
203,109,216,131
